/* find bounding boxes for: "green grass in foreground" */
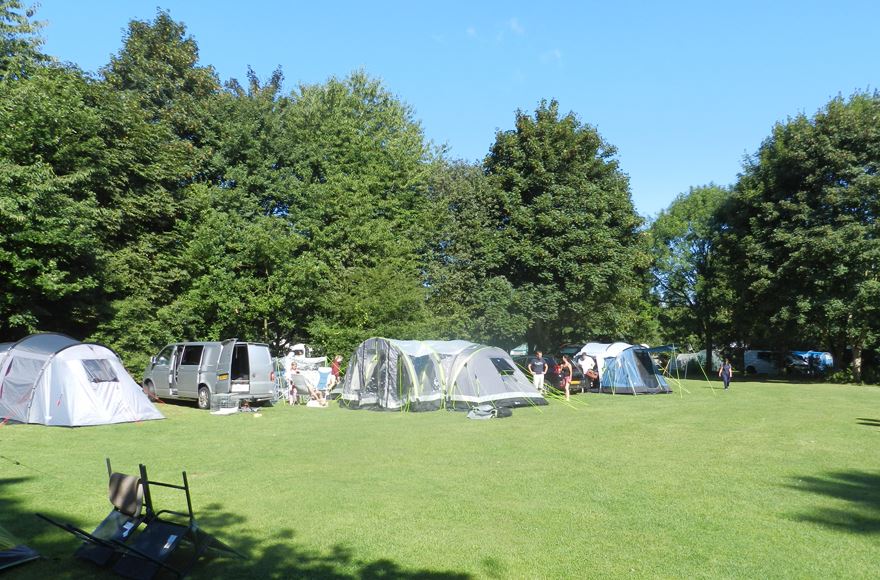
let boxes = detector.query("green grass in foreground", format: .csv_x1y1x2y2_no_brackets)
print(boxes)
1,378,879,579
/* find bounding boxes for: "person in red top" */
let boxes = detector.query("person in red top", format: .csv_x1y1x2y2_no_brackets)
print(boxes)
329,355,343,389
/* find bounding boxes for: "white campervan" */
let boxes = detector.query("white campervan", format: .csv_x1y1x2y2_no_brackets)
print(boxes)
143,339,275,409
744,350,778,375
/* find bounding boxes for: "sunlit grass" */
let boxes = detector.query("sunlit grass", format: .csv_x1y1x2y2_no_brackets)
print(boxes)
2,379,878,578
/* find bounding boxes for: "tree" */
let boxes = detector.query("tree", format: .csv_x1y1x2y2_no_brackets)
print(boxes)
648,184,732,367
424,160,529,347
101,8,219,144
720,92,880,381
276,72,437,354
0,66,115,339
0,0,49,81
482,100,651,351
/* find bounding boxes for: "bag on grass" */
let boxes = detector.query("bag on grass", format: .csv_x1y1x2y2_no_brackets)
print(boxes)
466,404,512,420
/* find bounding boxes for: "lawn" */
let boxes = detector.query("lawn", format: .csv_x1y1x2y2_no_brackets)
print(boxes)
1,378,878,579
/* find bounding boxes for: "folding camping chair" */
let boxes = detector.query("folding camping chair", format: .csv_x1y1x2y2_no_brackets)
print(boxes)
36,458,146,567
0,523,40,572
290,373,316,405
111,463,244,580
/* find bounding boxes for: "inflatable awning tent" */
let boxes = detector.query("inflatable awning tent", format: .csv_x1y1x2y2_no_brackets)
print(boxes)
575,342,670,394
0,333,164,426
341,338,547,411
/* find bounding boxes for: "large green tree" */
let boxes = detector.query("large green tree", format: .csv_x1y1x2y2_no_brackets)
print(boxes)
649,184,732,366
720,92,880,381
481,100,652,350
87,11,225,365
277,72,438,355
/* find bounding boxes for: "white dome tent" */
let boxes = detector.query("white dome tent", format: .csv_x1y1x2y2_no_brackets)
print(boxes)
0,333,164,426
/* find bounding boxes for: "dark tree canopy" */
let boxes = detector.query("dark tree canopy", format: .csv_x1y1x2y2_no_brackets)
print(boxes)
718,92,880,380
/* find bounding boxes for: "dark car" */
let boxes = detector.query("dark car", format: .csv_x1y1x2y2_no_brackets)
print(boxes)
513,354,563,389
784,353,811,376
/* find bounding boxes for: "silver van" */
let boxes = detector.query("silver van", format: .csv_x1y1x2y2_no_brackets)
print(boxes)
143,339,275,409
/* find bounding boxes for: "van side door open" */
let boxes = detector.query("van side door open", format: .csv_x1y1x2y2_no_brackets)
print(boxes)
151,345,176,396
176,345,204,397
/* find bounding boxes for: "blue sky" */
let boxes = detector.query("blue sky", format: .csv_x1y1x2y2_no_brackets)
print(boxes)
34,0,879,218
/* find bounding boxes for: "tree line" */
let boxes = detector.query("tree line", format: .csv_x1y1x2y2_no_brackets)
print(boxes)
2,3,878,382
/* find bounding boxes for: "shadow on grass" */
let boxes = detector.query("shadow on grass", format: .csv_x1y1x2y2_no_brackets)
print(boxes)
0,475,79,577
787,471,880,535
194,504,471,579
856,418,880,428
0,476,471,579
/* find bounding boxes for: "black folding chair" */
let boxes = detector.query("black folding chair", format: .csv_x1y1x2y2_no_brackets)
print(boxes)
111,463,243,580
37,458,146,567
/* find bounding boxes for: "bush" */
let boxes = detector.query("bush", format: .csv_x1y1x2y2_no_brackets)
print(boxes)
826,369,854,384
826,367,880,385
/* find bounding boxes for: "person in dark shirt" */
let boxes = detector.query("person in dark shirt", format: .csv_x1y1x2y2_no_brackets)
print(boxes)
529,351,548,394
718,359,733,390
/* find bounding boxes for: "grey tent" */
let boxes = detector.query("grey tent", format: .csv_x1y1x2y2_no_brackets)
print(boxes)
340,338,547,411
0,333,164,426
575,342,670,395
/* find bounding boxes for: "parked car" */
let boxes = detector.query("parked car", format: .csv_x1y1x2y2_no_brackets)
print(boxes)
143,339,275,409
513,354,563,389
783,354,810,376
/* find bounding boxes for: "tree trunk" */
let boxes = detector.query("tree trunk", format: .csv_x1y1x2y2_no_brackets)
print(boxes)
831,340,844,374
527,320,548,354
704,334,714,373
852,343,863,383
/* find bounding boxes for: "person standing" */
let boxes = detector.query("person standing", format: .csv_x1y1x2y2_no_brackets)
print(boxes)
578,354,598,390
719,358,733,390
560,355,573,401
328,354,343,389
287,361,300,405
529,351,548,394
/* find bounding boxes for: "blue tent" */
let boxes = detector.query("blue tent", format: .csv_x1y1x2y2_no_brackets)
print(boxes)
575,342,670,395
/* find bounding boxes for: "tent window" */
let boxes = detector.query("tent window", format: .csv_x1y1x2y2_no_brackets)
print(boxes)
180,345,204,366
82,359,118,382
489,357,515,376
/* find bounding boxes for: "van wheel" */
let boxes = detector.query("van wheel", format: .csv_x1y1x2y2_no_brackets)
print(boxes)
746,366,757,375
198,386,211,410
143,380,156,400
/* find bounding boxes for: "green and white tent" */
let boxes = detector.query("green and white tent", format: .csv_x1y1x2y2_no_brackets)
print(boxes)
340,338,547,411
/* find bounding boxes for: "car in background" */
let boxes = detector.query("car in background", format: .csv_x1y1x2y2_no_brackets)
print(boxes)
512,354,563,389
744,349,832,377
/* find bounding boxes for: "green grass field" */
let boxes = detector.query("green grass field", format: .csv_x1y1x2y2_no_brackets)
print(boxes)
2,378,878,579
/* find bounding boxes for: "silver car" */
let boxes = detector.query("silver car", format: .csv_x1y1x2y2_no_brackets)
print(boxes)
143,339,275,409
